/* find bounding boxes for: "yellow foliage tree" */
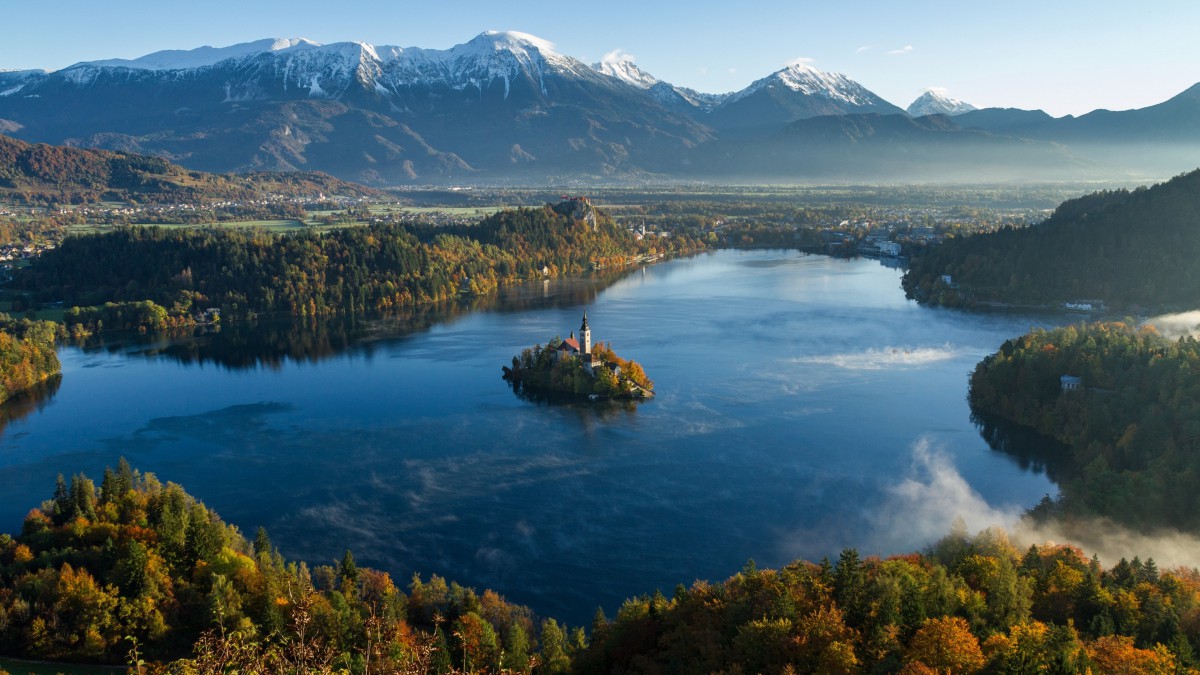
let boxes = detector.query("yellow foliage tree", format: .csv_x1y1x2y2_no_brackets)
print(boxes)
904,616,985,674
1085,635,1176,675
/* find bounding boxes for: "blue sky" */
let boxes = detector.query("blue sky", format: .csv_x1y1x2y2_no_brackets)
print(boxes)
3,0,1197,116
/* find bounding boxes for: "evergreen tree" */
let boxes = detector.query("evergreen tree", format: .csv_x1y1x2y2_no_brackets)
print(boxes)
503,622,531,673
834,548,868,626
116,457,134,496
253,526,272,559
539,618,571,674
429,626,453,675
52,473,70,524
339,549,359,595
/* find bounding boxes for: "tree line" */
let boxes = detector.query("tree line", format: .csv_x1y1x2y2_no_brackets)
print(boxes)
969,321,1200,531
3,467,1199,673
903,168,1200,310
17,205,705,324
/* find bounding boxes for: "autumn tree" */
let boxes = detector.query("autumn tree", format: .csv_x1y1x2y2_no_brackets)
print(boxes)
904,616,985,674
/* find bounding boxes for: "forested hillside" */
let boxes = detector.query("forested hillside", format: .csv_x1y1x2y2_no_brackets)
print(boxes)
0,462,561,671
903,169,1200,309
969,322,1200,530
3,467,1199,673
18,205,701,322
0,133,381,204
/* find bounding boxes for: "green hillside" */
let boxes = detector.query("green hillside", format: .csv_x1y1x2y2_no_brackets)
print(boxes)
0,133,382,204
903,169,1200,310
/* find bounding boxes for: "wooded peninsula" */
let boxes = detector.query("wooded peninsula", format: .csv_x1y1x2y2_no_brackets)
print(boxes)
0,317,60,405
969,321,1200,533
16,200,704,330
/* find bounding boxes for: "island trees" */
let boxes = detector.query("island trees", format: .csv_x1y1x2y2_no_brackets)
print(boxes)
503,338,653,401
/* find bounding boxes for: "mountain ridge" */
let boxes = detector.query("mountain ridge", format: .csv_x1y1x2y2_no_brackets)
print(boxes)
2,32,1198,184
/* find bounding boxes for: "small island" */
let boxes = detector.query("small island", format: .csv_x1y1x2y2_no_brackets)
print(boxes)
503,313,654,400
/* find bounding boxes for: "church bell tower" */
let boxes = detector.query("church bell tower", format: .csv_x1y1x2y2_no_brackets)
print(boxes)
580,313,592,357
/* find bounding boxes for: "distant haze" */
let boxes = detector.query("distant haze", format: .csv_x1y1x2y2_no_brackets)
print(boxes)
3,0,1198,117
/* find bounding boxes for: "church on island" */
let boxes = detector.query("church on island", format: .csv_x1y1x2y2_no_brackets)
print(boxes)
503,312,654,400
554,313,602,371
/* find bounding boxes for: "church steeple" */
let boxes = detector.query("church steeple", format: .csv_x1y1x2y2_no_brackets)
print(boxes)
579,313,592,356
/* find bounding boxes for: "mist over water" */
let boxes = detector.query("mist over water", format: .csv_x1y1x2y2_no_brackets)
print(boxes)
875,436,1200,572
1145,310,1200,338
0,250,1074,624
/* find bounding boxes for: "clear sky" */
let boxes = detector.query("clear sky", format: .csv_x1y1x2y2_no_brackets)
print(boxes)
3,0,1197,117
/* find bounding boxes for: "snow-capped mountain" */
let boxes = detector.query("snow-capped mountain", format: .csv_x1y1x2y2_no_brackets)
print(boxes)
591,53,727,113
592,51,658,89
727,61,883,108
56,32,603,102
707,61,903,135
0,32,710,182
907,88,978,117
1,32,1195,183
82,38,322,71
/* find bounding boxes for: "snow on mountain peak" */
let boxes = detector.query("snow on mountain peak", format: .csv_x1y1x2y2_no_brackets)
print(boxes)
777,61,857,96
80,38,323,71
907,87,977,116
726,59,878,107
592,50,658,89
477,30,559,55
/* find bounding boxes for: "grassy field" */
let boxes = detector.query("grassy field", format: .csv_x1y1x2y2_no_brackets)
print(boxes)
64,219,327,235
0,291,63,321
393,206,508,217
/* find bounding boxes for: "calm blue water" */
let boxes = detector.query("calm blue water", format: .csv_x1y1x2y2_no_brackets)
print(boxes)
0,250,1060,624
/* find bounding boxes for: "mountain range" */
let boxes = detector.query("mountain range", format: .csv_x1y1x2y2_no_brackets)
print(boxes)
1,31,1197,184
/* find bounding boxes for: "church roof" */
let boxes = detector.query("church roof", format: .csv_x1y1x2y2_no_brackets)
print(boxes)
560,338,581,352
580,313,590,332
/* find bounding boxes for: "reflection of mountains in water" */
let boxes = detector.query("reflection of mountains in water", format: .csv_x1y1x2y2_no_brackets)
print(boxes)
972,410,1074,483
77,269,640,371
0,375,62,435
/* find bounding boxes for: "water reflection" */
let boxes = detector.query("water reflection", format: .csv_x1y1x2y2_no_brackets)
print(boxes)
972,410,1074,483
0,376,62,435
72,267,644,371
505,377,640,421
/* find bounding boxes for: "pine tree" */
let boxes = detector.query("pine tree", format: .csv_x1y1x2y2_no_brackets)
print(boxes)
503,621,532,672
69,474,96,520
591,606,609,642
254,527,273,559
99,467,116,505
52,473,70,524
430,626,453,675
539,618,570,674
116,457,134,496
339,549,359,595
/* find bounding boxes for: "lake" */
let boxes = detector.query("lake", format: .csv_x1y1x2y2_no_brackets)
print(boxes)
0,249,1060,625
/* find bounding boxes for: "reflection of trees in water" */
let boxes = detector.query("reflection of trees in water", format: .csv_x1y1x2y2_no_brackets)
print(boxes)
971,410,1074,484
505,377,640,423
0,375,62,435
74,267,643,371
